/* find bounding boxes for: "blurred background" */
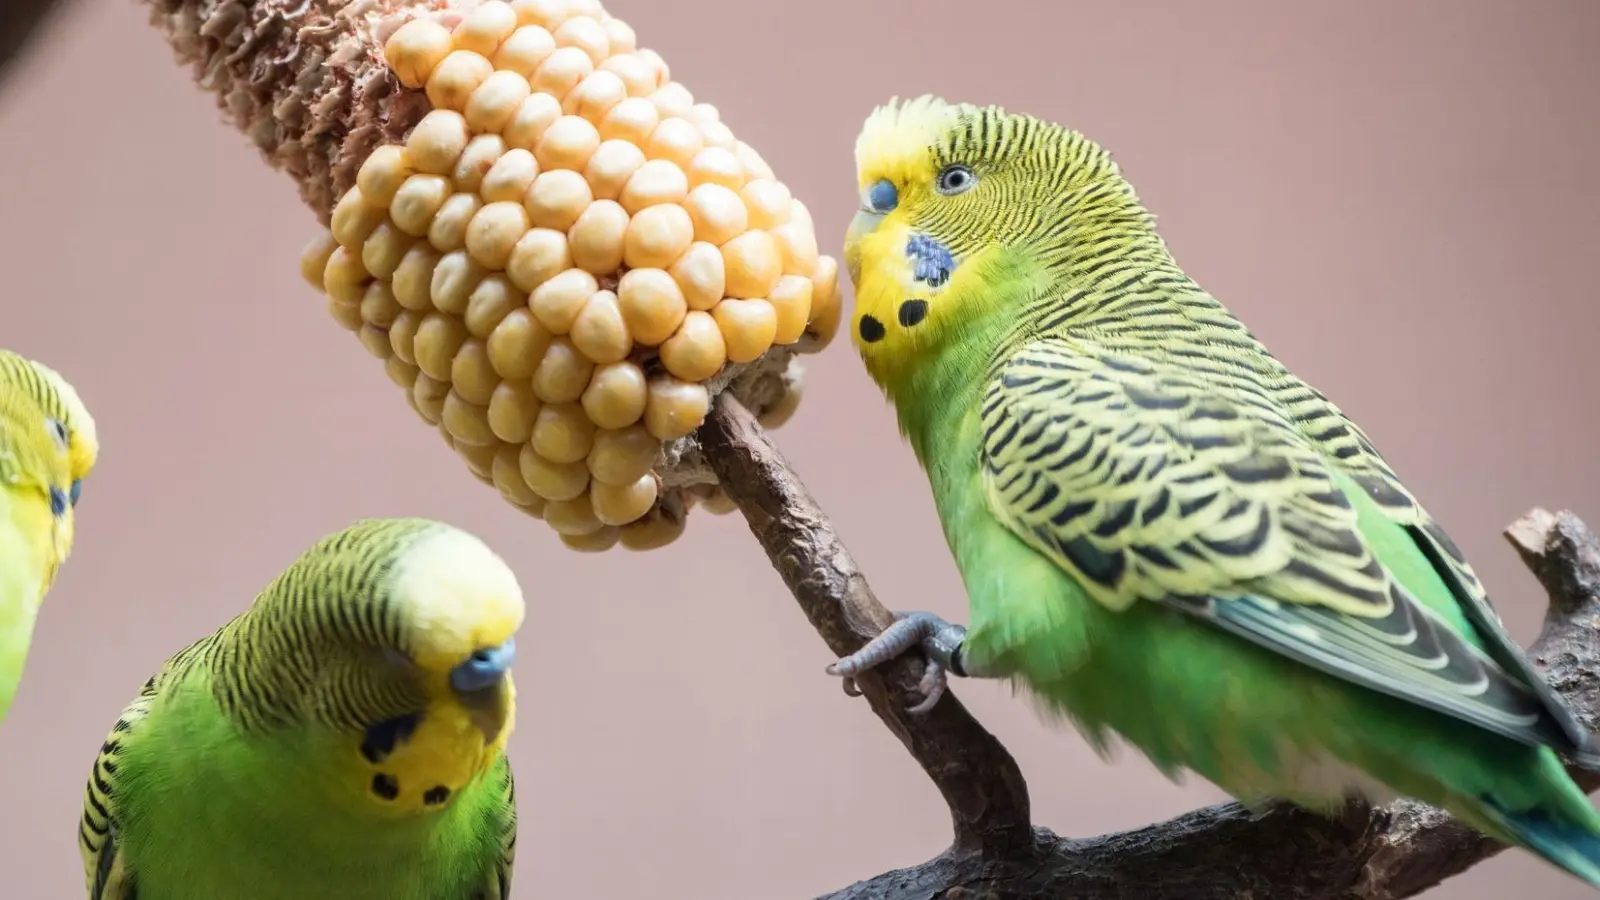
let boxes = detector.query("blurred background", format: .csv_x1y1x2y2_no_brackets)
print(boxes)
1,0,1597,897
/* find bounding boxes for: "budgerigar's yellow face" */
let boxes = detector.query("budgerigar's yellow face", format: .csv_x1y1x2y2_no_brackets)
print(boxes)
845,96,1128,387
358,524,525,817
0,352,98,573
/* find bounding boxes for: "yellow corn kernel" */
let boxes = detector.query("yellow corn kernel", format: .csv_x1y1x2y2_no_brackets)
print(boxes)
569,289,631,364
545,493,605,536
530,402,596,463
390,174,452,236
767,275,813,345
587,423,658,486
453,0,519,58
720,230,780,299
506,227,572,292
685,146,743,190
568,199,628,274
615,267,686,346
427,49,494,111
519,443,590,501
449,338,500,405
643,375,709,441
428,193,484,253
669,242,724,311
389,310,422,363
531,267,598,333
464,274,520,337
466,70,533,133
598,96,658,143
481,148,541,203
618,159,687,214
454,134,509,194
591,473,657,526
711,298,777,365
487,308,549,379
429,250,488,315
503,92,563,150
386,18,454,89
531,46,595,101
618,502,686,550
406,110,472,175
658,310,726,382
300,232,339,290
331,187,386,249
561,526,621,552
493,443,543,507
465,200,531,269
362,221,416,280
580,361,647,429
493,25,556,76
523,168,593,230
564,70,627,121
584,139,646,200
391,244,442,310
488,379,541,443
532,336,595,404
622,203,693,270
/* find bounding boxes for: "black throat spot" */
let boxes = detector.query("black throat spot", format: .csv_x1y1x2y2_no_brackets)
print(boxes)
360,712,422,765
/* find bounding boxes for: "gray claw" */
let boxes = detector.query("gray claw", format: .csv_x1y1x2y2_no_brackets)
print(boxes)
824,611,967,714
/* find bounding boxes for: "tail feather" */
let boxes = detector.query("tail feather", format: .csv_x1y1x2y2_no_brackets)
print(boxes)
1479,801,1600,889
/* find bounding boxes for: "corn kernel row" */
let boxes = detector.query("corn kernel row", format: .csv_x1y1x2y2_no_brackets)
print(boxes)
301,0,840,552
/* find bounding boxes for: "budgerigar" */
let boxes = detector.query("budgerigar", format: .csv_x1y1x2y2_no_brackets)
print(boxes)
78,517,523,899
827,95,1600,886
0,348,97,727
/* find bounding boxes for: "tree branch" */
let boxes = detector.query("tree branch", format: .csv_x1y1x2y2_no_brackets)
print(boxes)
140,1,1600,898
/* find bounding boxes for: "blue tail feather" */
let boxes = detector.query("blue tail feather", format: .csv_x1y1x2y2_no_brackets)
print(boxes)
1484,802,1600,889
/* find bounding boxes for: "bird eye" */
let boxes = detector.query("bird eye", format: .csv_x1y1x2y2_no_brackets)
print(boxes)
935,165,977,196
862,178,899,214
46,418,68,451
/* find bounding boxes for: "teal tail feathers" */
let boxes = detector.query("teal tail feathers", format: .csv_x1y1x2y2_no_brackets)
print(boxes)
1480,801,1600,889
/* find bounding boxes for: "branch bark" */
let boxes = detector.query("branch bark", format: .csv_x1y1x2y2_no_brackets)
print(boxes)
139,2,1600,898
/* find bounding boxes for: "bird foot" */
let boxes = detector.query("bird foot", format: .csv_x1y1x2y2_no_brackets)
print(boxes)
825,611,968,714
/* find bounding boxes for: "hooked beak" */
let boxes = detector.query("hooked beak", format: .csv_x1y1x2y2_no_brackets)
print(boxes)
844,209,884,286
451,638,515,742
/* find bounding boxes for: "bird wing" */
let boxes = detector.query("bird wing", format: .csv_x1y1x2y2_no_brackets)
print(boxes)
979,336,1578,751
470,755,518,899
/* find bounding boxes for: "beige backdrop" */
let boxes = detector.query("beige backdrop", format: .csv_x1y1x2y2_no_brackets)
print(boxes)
2,0,1597,897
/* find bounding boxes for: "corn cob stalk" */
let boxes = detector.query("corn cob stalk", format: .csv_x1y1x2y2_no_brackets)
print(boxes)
297,0,841,552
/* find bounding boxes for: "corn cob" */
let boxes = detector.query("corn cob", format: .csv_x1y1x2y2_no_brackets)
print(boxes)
299,0,841,553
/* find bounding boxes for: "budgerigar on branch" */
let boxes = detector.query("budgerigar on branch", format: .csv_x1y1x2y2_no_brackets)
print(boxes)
78,517,523,899
0,348,97,727
827,95,1600,886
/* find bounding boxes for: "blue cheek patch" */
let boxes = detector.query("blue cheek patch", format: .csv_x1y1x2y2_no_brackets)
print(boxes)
905,233,955,288
49,487,68,517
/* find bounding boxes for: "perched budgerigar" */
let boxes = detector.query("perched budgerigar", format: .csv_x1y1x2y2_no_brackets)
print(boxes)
0,348,97,727
827,95,1600,886
78,517,523,899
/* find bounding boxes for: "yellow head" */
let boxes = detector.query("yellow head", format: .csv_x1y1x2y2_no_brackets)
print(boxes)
239,517,526,817
0,350,95,584
844,96,1144,387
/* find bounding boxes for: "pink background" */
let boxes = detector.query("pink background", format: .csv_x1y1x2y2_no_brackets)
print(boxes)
1,0,1597,897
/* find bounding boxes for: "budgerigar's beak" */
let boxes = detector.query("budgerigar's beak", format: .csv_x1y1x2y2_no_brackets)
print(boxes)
844,209,883,286
451,638,515,742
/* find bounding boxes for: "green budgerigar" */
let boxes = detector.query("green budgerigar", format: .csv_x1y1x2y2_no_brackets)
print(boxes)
78,517,523,899
828,95,1600,886
0,348,97,727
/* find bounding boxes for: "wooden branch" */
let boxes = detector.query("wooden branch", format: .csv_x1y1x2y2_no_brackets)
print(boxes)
140,2,1600,897
699,394,1033,856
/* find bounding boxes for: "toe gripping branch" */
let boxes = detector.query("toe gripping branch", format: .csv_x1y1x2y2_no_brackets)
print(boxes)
826,612,970,714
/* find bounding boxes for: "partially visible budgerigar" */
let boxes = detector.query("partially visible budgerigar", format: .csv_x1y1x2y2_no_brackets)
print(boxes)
0,348,97,727
827,95,1600,888
78,517,523,899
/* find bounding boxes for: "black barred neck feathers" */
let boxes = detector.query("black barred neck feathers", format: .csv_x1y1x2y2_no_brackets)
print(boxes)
207,518,524,733
845,95,1193,389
